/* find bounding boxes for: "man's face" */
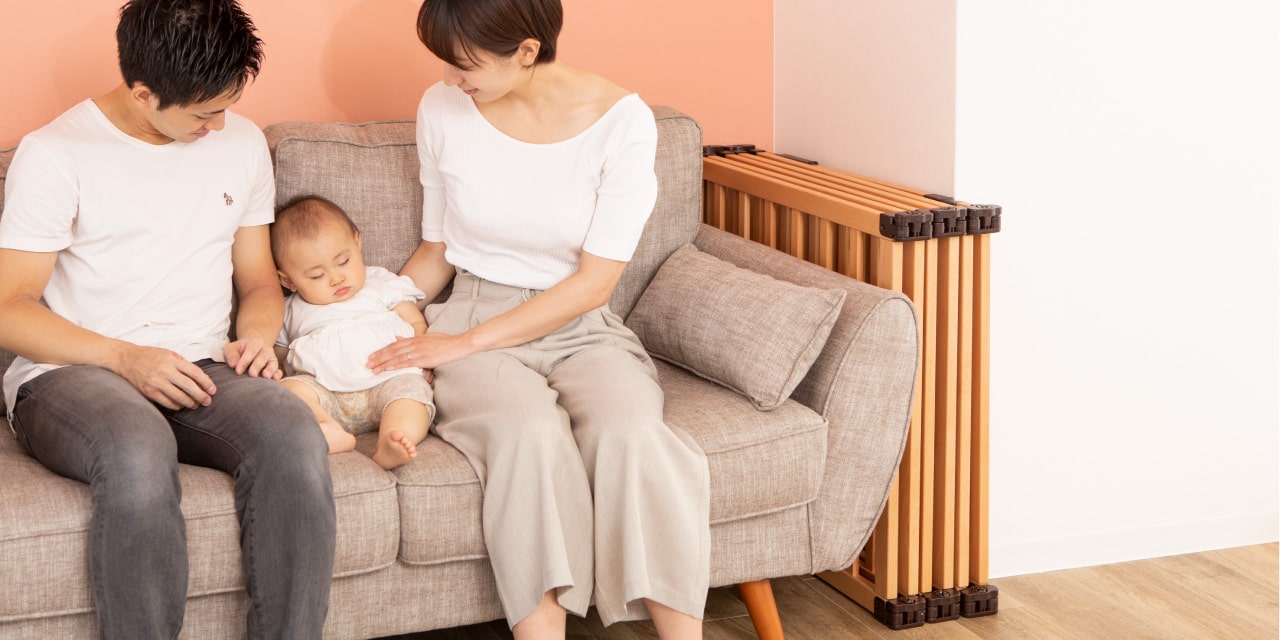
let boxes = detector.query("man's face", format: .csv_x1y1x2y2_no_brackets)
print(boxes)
143,88,242,144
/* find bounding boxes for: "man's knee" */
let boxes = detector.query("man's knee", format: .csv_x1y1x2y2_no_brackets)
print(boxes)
94,442,182,515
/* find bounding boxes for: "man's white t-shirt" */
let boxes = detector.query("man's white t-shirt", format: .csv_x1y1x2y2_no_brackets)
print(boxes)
416,82,659,291
0,100,276,417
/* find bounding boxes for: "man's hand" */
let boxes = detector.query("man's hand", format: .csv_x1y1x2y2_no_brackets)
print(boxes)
114,345,218,410
224,336,283,380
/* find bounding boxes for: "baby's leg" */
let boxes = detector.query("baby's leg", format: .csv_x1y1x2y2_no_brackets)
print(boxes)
282,379,356,454
371,398,431,470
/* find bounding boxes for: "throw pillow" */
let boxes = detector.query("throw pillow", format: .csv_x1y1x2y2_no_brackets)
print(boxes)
627,244,846,410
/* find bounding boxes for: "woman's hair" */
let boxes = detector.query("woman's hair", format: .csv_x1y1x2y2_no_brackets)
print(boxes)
416,0,562,68
116,0,264,108
270,196,360,261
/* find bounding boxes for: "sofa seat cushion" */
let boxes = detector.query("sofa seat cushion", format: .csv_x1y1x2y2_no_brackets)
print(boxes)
390,360,827,561
0,433,398,623
657,361,827,525
391,435,486,566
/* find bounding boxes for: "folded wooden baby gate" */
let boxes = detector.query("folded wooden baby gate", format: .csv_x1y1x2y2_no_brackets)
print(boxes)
700,145,1001,630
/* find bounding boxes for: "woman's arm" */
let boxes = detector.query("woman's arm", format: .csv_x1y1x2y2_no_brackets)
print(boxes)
368,251,625,374
400,240,456,307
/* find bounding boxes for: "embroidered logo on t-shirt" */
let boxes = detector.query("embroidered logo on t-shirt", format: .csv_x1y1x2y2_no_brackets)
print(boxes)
223,193,234,206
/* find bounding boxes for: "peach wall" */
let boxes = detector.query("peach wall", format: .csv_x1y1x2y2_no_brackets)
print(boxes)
0,0,772,149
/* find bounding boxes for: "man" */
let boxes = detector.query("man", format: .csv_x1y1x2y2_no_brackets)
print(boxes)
0,1,336,637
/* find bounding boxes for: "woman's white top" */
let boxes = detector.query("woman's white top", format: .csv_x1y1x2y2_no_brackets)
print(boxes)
416,81,659,291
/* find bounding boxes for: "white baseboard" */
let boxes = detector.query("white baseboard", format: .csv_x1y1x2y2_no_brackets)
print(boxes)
989,512,1279,578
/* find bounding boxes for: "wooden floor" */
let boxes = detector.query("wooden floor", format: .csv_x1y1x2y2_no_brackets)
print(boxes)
385,542,1278,640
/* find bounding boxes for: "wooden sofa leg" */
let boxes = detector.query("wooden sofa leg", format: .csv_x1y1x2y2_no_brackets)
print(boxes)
738,579,785,640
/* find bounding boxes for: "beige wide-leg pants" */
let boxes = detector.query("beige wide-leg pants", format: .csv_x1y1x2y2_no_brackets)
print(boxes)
427,271,711,628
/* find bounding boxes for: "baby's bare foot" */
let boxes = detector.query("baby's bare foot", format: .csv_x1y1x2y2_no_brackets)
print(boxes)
372,429,417,470
320,419,356,455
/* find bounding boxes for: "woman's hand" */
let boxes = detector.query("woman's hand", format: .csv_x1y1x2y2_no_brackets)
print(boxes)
367,333,473,375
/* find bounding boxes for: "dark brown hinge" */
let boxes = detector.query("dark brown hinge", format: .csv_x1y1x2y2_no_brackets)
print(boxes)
923,588,962,623
879,210,934,242
966,205,1002,235
873,595,927,630
960,584,999,617
702,144,759,157
930,206,968,238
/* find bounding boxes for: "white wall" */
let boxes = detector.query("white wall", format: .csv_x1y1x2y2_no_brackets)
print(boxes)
774,0,956,193
776,0,1280,579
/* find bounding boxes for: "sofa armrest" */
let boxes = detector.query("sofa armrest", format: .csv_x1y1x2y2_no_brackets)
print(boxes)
692,224,918,572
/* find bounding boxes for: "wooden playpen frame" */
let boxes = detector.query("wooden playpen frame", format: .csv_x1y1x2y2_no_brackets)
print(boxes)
701,146,1000,630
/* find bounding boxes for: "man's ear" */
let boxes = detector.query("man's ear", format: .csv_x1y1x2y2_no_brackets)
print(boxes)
129,83,159,110
277,270,297,292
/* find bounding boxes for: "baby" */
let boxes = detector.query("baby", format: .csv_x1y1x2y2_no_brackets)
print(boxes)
270,196,435,469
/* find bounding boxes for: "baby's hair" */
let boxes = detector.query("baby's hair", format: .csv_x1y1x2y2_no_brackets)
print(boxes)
270,196,360,260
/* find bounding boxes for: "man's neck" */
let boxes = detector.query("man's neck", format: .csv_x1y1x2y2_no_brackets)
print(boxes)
92,84,174,145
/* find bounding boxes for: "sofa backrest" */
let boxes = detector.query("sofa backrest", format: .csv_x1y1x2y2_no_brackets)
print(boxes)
0,105,702,415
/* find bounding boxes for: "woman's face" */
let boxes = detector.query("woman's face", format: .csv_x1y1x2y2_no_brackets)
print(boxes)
441,41,537,102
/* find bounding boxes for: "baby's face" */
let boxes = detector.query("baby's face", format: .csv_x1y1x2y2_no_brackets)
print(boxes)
277,222,367,305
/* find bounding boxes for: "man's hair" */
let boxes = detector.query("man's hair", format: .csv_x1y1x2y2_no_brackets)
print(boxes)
417,0,561,69
270,197,360,263
116,0,264,108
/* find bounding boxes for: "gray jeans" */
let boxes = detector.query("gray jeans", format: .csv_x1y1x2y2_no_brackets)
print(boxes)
9,360,336,639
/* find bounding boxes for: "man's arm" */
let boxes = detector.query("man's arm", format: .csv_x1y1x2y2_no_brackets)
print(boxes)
227,224,285,379
0,247,217,409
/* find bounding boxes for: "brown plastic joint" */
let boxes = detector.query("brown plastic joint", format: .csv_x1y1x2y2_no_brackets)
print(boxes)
702,144,759,157
873,595,927,630
930,206,967,238
879,210,934,242
960,584,999,618
922,588,962,623
924,193,960,206
966,204,1002,235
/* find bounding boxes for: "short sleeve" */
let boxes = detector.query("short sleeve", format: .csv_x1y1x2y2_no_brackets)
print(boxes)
581,100,658,262
368,267,426,308
0,137,78,252
417,91,446,243
240,132,276,228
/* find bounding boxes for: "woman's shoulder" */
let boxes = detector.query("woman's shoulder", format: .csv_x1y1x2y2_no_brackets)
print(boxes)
419,81,472,115
575,70,635,116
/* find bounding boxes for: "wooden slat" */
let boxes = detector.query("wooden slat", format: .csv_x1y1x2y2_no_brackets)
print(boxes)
955,234,975,587
971,233,991,585
895,240,928,598
932,235,960,590
919,238,939,591
727,153,924,214
704,158,884,236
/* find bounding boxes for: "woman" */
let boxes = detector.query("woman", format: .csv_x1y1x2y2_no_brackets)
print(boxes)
366,1,710,638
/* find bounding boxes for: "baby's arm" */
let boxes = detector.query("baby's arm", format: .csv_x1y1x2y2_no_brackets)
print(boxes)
394,301,428,336
273,344,290,373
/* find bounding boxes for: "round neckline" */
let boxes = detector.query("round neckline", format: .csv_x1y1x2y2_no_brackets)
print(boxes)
462,90,639,147
85,99,184,150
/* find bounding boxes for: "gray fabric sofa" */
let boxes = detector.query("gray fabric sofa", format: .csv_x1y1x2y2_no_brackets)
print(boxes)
0,106,917,639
